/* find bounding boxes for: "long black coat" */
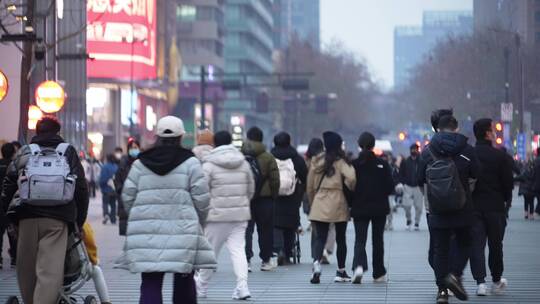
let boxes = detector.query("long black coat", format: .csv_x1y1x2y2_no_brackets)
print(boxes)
350,151,394,219
271,146,308,229
114,156,136,236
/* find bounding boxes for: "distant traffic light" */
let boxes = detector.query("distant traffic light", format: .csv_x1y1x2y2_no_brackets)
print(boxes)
398,132,406,141
494,121,503,146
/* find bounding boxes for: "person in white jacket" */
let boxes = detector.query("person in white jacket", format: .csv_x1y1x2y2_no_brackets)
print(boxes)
196,131,255,300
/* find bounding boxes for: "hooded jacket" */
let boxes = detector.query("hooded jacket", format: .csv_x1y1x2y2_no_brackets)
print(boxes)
202,144,254,222
351,151,394,218
0,134,89,227
399,155,421,187
307,153,356,223
418,132,479,228
121,145,216,273
271,145,308,228
193,144,213,161
241,140,280,199
473,139,514,212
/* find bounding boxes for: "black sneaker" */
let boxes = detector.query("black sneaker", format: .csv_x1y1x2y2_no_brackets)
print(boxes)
445,274,468,301
334,270,352,283
436,289,449,304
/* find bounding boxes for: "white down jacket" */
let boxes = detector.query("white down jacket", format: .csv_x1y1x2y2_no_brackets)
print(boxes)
122,154,217,273
202,144,254,222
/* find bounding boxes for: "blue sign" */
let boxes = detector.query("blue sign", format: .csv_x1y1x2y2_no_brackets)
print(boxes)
517,133,526,161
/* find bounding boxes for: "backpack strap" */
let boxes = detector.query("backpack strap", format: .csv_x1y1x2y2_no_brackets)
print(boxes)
29,144,41,155
55,143,70,156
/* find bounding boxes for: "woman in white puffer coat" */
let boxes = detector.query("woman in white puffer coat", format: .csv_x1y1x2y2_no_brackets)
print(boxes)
122,116,217,304
195,131,255,301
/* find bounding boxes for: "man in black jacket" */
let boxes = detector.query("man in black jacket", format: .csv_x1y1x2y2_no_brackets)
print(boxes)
469,118,513,296
351,132,394,284
271,132,307,265
399,143,424,231
0,142,17,269
418,115,480,303
534,148,540,215
0,117,89,304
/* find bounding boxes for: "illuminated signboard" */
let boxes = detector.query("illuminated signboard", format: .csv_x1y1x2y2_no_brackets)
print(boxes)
87,0,157,80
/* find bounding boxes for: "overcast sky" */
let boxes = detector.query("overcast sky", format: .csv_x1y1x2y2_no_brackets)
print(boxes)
321,0,472,90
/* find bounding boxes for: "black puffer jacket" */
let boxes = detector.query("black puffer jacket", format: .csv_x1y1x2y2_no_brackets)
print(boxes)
114,155,137,236
517,162,536,196
473,140,513,212
0,134,89,227
350,151,394,218
418,132,479,228
271,145,308,229
399,156,420,187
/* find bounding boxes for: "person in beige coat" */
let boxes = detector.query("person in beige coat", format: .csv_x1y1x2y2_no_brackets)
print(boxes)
307,131,356,284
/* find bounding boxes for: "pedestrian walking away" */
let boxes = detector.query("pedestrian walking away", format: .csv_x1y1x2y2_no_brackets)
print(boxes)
350,132,394,284
0,142,17,269
469,118,513,296
99,154,118,225
121,116,217,304
193,129,215,161
242,127,281,272
195,131,254,300
399,143,424,231
271,132,308,266
307,131,356,284
0,116,89,304
418,114,479,303
518,160,538,220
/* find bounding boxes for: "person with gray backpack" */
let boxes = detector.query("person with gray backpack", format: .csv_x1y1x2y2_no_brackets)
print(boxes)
417,114,480,304
0,116,89,304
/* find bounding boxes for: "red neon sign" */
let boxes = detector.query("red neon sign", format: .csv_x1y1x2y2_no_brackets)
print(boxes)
87,0,157,80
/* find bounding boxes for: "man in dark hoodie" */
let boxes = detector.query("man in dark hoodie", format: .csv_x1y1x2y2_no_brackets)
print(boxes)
418,114,479,303
469,118,513,296
271,132,307,265
0,142,17,268
242,127,280,271
0,116,89,304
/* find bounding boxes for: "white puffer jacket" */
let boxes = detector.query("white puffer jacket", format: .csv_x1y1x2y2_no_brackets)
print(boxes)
202,144,254,222
122,155,217,273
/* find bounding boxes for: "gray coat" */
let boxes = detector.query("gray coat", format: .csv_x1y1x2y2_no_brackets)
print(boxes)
122,157,217,273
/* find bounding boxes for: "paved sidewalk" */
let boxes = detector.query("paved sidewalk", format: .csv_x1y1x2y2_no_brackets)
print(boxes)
1,193,540,303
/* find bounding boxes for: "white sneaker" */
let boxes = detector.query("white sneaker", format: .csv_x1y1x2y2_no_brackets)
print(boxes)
476,283,488,296
195,276,207,298
352,266,363,284
260,262,274,271
492,278,508,294
310,261,322,284
374,275,387,283
232,285,251,300
406,225,412,231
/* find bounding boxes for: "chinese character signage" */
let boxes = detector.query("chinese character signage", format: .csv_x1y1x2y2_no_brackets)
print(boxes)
87,0,157,80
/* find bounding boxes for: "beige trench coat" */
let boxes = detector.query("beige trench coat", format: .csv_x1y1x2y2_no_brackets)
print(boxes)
307,153,356,223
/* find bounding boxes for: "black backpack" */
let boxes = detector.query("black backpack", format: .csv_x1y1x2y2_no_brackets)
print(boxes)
245,155,264,199
426,148,466,213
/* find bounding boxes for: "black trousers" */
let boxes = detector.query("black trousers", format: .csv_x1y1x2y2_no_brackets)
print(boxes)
312,221,347,269
273,227,296,258
431,226,471,288
0,224,17,262
524,195,535,214
102,192,117,224
469,211,506,284
245,198,274,263
352,216,387,278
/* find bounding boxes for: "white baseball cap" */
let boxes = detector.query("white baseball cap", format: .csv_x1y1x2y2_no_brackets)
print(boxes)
156,116,185,137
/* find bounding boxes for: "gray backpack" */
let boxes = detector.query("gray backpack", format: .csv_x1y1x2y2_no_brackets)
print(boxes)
18,143,76,206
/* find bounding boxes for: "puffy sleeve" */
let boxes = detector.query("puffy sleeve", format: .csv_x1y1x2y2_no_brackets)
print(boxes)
188,159,211,225
121,161,142,215
341,160,356,191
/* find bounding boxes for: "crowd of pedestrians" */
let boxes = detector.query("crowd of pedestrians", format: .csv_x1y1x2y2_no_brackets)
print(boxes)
1,111,540,304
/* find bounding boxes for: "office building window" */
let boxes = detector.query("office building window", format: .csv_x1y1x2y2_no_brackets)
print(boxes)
177,5,196,22
536,11,540,23
536,32,540,43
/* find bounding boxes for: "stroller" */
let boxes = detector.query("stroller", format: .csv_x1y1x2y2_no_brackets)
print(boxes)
5,229,100,304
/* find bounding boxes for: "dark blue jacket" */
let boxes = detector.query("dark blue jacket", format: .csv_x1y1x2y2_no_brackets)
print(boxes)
418,132,480,228
99,162,118,194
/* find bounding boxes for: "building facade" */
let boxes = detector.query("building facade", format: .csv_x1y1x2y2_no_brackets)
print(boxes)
394,11,473,88
273,0,320,50
223,0,276,142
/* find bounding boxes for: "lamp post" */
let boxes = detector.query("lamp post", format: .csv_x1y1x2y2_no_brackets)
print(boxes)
123,35,147,137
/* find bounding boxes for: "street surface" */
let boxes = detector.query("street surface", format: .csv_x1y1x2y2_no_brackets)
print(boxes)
1,192,539,304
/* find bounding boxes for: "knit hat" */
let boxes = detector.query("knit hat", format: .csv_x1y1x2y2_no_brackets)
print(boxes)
197,129,214,146
358,132,375,150
322,131,343,153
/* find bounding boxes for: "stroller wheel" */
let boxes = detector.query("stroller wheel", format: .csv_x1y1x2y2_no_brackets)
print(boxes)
83,296,97,304
5,296,19,304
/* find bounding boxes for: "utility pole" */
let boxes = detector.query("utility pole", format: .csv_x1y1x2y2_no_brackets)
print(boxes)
504,47,509,105
200,65,206,130
18,0,35,144
516,33,524,133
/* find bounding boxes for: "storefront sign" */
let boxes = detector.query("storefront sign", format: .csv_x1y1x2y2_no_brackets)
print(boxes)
87,0,157,79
